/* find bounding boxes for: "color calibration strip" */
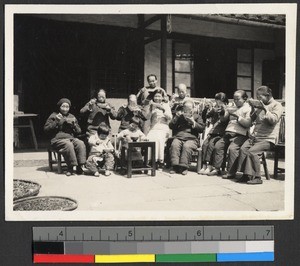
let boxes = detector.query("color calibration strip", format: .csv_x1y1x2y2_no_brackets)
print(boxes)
33,241,274,263
33,226,274,263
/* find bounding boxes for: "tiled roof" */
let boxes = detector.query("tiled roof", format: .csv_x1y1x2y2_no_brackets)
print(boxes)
216,14,285,26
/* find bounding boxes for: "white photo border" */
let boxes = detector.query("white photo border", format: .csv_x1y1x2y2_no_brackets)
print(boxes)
5,3,296,221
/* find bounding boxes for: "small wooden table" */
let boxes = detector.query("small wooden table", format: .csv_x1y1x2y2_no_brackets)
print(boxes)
14,113,38,150
121,141,156,178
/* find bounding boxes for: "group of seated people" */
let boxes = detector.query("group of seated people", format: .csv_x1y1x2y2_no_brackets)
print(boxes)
44,74,283,185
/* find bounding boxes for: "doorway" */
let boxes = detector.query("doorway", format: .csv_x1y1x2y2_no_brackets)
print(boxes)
193,38,237,98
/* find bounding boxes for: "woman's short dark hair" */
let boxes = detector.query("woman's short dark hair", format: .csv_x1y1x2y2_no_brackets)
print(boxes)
257,86,273,96
215,92,228,104
235,90,248,100
94,89,106,98
147,74,157,81
154,90,163,96
97,123,110,135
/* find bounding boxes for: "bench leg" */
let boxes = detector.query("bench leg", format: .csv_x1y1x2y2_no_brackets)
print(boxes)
57,153,63,174
151,145,156,176
262,153,270,180
48,150,53,171
274,148,279,179
196,149,202,174
127,147,132,178
144,147,149,174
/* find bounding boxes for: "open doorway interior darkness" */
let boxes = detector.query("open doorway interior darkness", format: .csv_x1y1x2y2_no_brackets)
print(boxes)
262,59,284,99
193,38,237,99
14,15,143,146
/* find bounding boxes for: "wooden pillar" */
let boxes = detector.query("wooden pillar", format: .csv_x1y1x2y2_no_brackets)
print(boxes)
137,15,145,90
160,15,167,90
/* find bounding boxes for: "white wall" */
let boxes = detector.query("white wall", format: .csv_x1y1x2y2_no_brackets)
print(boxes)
144,39,173,95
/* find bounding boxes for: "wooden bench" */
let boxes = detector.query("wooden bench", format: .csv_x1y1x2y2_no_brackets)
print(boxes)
274,114,285,179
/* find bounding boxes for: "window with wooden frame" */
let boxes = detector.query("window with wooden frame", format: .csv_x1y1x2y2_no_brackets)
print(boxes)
236,48,253,98
173,41,194,97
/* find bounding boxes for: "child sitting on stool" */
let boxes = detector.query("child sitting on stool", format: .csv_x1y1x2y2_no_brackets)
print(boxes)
85,123,115,177
117,117,146,168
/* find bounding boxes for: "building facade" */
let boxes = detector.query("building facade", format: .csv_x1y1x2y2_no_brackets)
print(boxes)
13,14,285,146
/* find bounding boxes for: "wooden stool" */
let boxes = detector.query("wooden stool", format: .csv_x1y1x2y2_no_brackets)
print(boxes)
121,141,156,178
274,144,285,179
48,147,66,174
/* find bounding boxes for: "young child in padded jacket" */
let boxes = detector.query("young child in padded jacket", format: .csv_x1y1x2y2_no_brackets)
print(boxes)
85,123,114,177
117,117,146,167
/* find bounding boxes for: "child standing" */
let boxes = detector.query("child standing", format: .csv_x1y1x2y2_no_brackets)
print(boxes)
85,123,115,177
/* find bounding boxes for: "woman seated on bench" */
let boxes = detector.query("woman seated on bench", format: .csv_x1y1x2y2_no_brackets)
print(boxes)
198,92,229,175
146,91,172,169
80,89,117,135
235,86,283,184
116,94,146,133
44,98,86,176
169,100,205,175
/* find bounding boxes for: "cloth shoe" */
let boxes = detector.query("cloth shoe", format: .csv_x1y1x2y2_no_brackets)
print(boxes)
81,165,89,173
94,171,100,177
181,169,188,175
207,169,220,176
222,173,236,179
236,175,250,183
247,177,263,185
203,165,213,175
104,170,111,176
169,167,176,174
66,167,74,176
76,165,84,175
198,165,207,175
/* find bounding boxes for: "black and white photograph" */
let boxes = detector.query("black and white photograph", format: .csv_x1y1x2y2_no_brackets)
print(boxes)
5,4,296,220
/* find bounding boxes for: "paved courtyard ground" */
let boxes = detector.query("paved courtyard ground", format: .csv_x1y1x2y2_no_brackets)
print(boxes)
12,151,285,212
